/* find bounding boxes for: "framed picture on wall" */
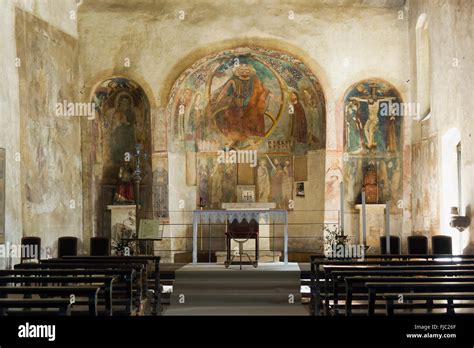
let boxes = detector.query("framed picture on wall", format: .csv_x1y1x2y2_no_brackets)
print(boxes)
296,182,305,197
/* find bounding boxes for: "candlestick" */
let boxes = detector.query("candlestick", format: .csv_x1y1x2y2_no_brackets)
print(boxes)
385,201,390,254
132,144,149,235
362,191,367,246
340,181,344,235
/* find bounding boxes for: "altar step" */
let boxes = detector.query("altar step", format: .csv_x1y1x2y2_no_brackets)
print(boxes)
163,305,308,316
164,262,307,315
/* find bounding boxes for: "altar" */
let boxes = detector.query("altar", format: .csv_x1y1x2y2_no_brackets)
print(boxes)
192,206,288,265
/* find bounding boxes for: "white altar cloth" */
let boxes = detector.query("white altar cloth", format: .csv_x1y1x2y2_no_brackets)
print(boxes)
192,209,288,265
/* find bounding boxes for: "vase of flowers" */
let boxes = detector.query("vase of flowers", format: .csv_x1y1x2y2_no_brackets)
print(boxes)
322,224,351,258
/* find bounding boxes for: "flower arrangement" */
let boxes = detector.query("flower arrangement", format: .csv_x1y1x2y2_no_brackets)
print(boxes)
322,223,351,257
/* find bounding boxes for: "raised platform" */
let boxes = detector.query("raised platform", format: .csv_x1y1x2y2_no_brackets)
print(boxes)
164,262,308,316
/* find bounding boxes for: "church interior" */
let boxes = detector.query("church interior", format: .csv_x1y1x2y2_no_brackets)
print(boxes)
1,0,474,327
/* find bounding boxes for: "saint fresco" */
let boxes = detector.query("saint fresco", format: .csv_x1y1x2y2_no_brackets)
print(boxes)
343,80,403,211
93,78,151,183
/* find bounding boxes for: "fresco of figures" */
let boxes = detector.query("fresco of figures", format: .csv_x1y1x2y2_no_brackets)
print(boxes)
256,155,293,209
343,79,403,210
196,153,293,209
93,77,151,183
197,156,238,208
167,47,326,154
344,80,402,155
152,155,169,218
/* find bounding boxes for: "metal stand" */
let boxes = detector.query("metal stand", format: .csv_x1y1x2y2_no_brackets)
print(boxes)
224,238,258,270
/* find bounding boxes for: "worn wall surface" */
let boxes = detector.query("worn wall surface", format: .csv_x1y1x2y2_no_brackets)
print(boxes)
77,0,408,260
2,0,472,267
16,8,83,257
0,0,79,267
408,0,473,253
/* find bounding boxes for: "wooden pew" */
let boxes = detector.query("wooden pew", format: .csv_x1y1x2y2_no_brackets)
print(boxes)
346,276,474,315
42,258,151,302
366,281,474,315
0,276,116,315
0,299,72,316
310,255,474,316
328,267,474,314
14,264,140,313
383,292,474,315
0,286,99,315
61,256,161,315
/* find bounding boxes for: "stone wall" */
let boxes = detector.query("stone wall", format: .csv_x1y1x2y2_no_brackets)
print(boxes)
0,0,80,267
78,0,408,260
408,0,473,253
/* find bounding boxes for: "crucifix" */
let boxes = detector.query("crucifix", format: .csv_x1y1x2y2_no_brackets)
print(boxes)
349,83,396,150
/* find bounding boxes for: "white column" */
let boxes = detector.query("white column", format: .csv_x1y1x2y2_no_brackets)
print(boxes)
385,201,390,254
362,191,367,246
340,181,344,233
192,212,198,264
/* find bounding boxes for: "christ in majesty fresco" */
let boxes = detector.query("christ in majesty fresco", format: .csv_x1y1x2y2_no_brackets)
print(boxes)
211,64,278,142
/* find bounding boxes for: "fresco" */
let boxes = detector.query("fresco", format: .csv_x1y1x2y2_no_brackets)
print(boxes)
343,80,403,210
152,155,169,219
168,47,325,209
167,47,326,153
197,155,237,208
93,78,151,183
412,136,439,233
256,154,293,209
344,81,402,155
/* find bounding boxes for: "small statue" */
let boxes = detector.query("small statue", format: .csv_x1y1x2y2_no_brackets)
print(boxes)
113,161,135,204
363,161,378,204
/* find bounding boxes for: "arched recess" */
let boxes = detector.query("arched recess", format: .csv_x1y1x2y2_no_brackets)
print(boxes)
164,45,327,256
167,46,326,208
342,79,404,243
83,77,156,246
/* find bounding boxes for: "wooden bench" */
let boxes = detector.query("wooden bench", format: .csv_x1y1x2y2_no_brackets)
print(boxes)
0,276,116,315
383,292,474,315
0,286,99,315
61,256,161,315
345,275,474,315
0,299,72,316
366,281,474,315
310,256,474,315
328,267,474,315
13,265,139,313
41,259,151,305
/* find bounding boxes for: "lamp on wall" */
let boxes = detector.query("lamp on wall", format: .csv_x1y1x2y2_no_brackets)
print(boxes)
449,206,470,232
